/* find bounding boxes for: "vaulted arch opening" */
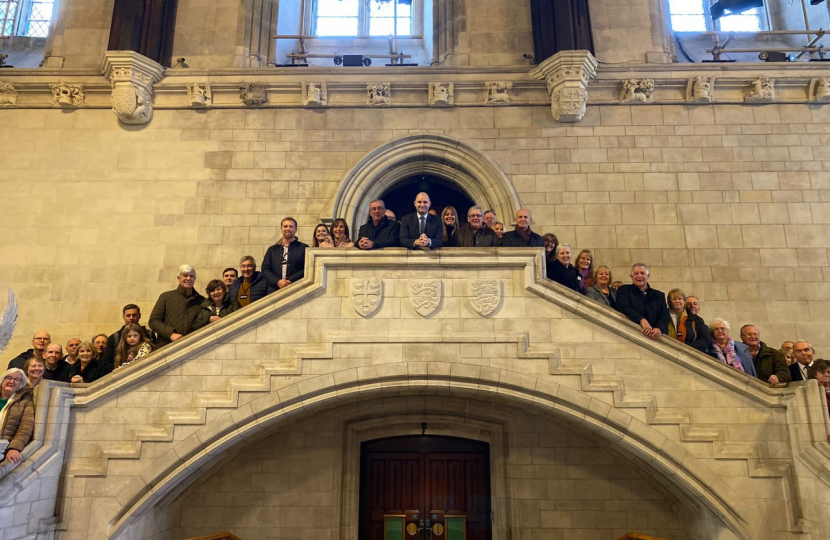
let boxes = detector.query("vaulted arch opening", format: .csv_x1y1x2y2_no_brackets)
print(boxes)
323,134,521,235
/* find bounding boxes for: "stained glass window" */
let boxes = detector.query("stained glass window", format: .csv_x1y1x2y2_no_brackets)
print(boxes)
0,0,19,37
25,0,53,37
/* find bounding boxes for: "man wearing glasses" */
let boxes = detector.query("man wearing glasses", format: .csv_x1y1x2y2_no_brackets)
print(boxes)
7,331,51,370
450,206,499,247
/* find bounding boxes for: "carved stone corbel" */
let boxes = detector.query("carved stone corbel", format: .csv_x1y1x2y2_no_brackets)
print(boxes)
0,82,19,107
809,77,830,103
101,51,165,125
50,83,85,107
530,50,597,123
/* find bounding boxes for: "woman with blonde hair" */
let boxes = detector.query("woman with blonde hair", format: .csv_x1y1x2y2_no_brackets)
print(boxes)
585,265,616,308
573,249,594,293
441,206,459,244
69,342,100,383
114,324,155,369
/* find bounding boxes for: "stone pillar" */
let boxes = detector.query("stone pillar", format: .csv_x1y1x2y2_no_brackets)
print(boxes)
530,49,597,123
101,51,165,125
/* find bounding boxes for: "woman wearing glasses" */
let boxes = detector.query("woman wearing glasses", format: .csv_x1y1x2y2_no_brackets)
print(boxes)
706,318,757,376
0,368,34,464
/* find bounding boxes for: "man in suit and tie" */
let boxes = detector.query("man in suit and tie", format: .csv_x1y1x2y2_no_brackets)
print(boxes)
399,192,443,249
790,340,815,382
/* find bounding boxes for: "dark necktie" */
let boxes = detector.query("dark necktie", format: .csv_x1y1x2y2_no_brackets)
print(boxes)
419,216,425,235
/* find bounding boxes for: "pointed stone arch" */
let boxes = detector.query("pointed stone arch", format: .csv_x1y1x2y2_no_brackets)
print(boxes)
108,370,750,540
323,133,522,233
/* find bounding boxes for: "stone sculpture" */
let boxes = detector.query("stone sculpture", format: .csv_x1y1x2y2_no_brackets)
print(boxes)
50,83,85,107
0,288,19,356
351,278,383,317
429,82,453,106
485,82,511,104
367,83,391,105
187,83,211,107
811,77,830,103
0,82,18,106
102,51,165,125
687,76,714,103
468,279,501,317
530,50,598,123
239,83,267,106
409,279,442,317
744,77,775,103
303,82,327,106
620,79,654,103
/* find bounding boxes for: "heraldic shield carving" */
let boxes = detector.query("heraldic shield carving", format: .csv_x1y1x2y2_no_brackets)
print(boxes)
350,278,383,317
468,279,501,317
409,279,442,317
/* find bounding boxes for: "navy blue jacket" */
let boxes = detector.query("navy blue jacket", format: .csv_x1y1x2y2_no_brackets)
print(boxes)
228,271,270,304
399,213,443,249
262,239,308,290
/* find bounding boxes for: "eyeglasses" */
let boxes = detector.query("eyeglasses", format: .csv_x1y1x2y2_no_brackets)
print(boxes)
3,376,23,383
712,327,727,332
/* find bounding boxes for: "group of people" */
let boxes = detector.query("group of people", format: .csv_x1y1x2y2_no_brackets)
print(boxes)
2,192,827,465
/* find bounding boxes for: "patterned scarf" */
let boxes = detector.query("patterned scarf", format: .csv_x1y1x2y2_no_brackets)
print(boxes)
712,340,745,372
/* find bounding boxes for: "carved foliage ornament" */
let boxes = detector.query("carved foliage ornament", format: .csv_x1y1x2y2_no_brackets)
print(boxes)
468,279,501,317
686,76,714,103
240,83,267,106
50,83,85,107
620,79,654,103
485,81,511,105
745,77,775,103
351,278,383,317
0,82,18,106
409,279,442,317
367,83,391,105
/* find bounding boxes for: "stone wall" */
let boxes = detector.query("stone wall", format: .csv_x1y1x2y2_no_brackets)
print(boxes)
165,403,682,540
2,100,830,363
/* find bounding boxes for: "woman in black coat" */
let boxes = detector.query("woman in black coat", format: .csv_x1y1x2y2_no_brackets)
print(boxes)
548,243,579,292
193,280,240,330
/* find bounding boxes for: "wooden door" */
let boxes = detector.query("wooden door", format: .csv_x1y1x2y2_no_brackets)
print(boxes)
360,436,491,540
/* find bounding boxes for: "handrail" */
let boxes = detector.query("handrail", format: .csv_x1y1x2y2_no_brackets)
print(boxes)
699,29,828,61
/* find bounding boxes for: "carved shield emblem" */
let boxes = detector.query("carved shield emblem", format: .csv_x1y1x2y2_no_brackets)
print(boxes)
350,278,383,317
468,279,501,317
409,279,442,317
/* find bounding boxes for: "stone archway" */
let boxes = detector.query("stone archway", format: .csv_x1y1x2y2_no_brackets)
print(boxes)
323,134,522,234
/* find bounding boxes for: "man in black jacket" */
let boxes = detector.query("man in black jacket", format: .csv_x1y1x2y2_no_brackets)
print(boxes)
451,206,499,247
615,263,670,339
7,330,51,370
149,265,205,347
501,208,544,247
399,192,442,249
97,304,156,378
228,255,270,306
358,199,401,249
789,340,814,382
262,217,309,291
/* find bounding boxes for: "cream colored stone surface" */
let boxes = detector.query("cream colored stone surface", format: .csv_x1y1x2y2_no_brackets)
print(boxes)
1,251,828,540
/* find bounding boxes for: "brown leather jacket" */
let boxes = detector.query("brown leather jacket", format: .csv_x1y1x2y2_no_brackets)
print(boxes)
1,385,35,452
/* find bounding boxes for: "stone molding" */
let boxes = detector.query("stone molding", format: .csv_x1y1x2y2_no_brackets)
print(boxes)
1,61,828,110
101,51,165,125
530,50,598,123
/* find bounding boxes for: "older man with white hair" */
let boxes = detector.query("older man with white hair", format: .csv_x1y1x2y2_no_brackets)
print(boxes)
149,264,205,347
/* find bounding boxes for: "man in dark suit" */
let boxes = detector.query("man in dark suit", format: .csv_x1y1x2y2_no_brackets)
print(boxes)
790,340,815,382
615,263,671,340
399,192,443,249
501,208,544,247
358,199,400,250
262,217,309,291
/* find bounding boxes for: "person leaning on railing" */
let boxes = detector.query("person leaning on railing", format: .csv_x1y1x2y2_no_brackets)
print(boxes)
0,368,34,465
